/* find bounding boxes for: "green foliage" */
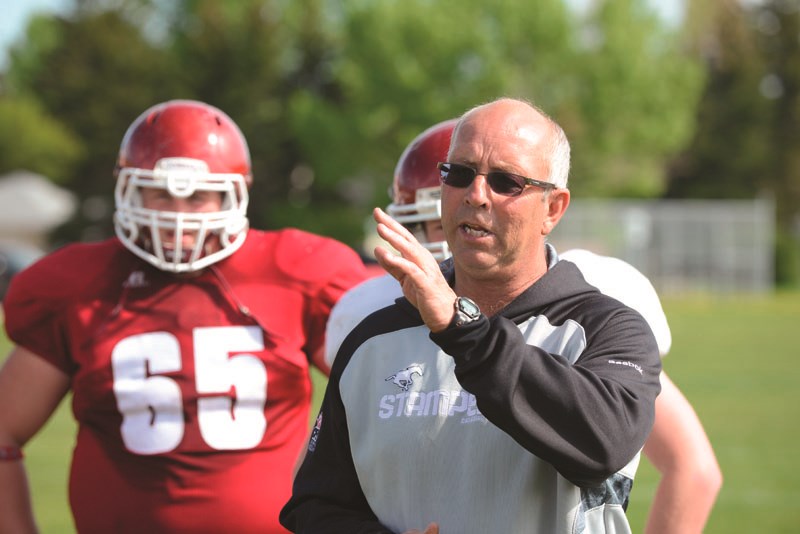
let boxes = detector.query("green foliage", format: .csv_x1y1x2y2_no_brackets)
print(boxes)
758,1,800,248
3,13,64,94
287,0,701,242
666,2,772,200
665,0,800,285
165,0,304,232
566,0,705,197
0,96,84,182
4,7,184,241
1,0,705,248
774,230,800,288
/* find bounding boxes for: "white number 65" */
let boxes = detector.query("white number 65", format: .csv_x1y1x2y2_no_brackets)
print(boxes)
111,326,267,454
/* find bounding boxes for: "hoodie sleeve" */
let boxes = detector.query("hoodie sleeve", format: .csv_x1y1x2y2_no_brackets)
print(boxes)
430,296,661,488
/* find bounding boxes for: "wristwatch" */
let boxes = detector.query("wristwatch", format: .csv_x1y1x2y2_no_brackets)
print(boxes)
452,296,481,327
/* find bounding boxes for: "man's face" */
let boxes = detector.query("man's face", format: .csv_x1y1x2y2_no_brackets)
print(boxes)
441,101,568,282
140,187,224,260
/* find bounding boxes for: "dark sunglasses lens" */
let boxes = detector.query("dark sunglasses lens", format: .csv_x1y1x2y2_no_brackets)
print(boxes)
487,173,525,196
441,164,526,196
441,163,475,187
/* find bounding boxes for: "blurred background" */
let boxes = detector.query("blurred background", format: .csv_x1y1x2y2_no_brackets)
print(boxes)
0,0,798,293
0,0,798,532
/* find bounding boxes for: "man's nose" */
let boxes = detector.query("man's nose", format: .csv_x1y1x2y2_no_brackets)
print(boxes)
464,174,490,207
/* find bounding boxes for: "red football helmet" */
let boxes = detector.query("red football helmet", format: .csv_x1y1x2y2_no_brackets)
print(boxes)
113,100,251,273
387,119,456,261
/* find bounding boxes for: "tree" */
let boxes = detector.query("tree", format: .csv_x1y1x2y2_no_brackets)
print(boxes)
141,0,374,244
666,0,771,199
566,0,705,197
5,6,181,242
288,0,702,249
666,0,800,285
756,0,800,285
2,0,705,250
285,0,579,247
0,95,83,182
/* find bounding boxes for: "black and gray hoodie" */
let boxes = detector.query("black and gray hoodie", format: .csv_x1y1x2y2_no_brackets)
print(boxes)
281,252,662,534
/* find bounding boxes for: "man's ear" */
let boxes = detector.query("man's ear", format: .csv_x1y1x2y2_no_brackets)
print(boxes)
541,188,570,236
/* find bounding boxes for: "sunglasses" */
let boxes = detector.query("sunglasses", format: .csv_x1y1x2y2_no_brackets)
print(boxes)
438,162,556,197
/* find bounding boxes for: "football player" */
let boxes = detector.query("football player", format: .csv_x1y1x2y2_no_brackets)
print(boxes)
325,119,722,534
0,100,369,533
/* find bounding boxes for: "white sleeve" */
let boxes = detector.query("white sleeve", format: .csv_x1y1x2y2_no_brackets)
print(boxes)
559,249,672,356
324,274,403,367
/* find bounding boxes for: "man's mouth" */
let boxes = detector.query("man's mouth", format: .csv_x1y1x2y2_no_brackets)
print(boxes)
461,223,491,238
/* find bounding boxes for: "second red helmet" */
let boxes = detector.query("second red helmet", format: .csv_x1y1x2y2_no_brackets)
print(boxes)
387,119,457,261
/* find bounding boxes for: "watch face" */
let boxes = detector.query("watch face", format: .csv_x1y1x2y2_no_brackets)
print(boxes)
458,297,480,318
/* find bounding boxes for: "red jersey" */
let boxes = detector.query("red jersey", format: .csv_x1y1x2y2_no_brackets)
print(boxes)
3,228,369,534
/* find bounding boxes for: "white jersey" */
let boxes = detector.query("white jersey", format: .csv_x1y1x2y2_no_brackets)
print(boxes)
559,249,671,356
325,249,671,369
324,273,401,368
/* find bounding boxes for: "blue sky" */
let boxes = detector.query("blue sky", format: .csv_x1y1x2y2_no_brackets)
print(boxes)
1,0,686,70
1,0,70,68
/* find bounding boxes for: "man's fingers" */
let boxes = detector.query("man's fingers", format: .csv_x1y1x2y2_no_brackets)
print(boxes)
374,207,438,271
373,245,405,276
373,206,456,331
375,222,415,256
374,207,410,236
374,208,423,255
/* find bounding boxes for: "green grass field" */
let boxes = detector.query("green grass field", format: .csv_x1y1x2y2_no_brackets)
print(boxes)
2,291,798,532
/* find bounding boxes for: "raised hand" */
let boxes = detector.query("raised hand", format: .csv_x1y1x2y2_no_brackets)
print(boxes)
373,207,456,332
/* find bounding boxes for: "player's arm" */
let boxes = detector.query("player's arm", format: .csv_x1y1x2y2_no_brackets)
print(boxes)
0,346,71,534
309,345,331,377
643,371,722,534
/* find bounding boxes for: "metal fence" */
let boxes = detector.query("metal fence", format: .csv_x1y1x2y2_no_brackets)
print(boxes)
549,198,775,294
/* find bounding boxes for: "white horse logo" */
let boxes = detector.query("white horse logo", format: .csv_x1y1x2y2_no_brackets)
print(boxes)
385,364,424,392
